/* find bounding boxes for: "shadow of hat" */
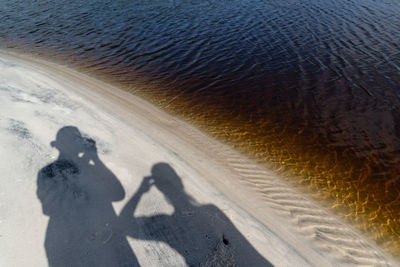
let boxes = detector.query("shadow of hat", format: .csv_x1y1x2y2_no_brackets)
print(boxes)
50,126,83,148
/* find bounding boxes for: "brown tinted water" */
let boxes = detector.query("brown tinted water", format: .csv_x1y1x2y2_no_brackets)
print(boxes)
1,0,400,258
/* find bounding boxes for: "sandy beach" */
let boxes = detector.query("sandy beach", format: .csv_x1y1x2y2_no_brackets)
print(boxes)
0,50,395,266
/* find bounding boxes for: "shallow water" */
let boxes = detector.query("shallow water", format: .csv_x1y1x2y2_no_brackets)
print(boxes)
2,0,400,257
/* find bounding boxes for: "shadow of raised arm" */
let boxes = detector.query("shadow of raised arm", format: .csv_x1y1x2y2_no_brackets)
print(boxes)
81,137,125,201
119,176,153,238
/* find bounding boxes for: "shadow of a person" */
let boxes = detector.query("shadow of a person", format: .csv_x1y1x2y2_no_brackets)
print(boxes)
120,162,272,266
37,126,139,267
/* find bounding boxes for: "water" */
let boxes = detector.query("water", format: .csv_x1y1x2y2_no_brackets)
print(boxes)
2,0,400,257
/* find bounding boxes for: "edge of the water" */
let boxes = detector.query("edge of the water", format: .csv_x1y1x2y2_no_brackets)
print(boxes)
1,49,396,266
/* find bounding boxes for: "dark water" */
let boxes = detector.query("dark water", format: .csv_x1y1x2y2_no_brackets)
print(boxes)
2,0,400,257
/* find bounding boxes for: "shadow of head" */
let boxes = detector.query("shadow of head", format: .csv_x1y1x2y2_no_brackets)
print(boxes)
50,126,96,157
149,163,191,206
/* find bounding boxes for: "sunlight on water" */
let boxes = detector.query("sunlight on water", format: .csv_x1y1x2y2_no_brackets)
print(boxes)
138,87,400,256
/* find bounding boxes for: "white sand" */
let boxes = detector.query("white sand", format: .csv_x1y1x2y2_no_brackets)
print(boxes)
0,50,395,266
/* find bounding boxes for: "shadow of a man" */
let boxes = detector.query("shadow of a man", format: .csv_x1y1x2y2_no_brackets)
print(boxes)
37,126,139,267
120,162,272,266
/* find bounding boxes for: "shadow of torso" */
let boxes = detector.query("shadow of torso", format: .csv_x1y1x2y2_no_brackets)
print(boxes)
38,158,138,267
122,163,272,267
136,204,270,266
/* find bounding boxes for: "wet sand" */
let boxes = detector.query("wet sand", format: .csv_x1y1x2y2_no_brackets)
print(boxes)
0,50,395,266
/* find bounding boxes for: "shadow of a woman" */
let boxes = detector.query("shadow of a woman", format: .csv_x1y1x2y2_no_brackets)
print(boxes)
37,126,139,267
120,162,272,266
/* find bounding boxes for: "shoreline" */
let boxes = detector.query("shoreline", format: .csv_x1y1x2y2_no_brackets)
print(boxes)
0,50,395,266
